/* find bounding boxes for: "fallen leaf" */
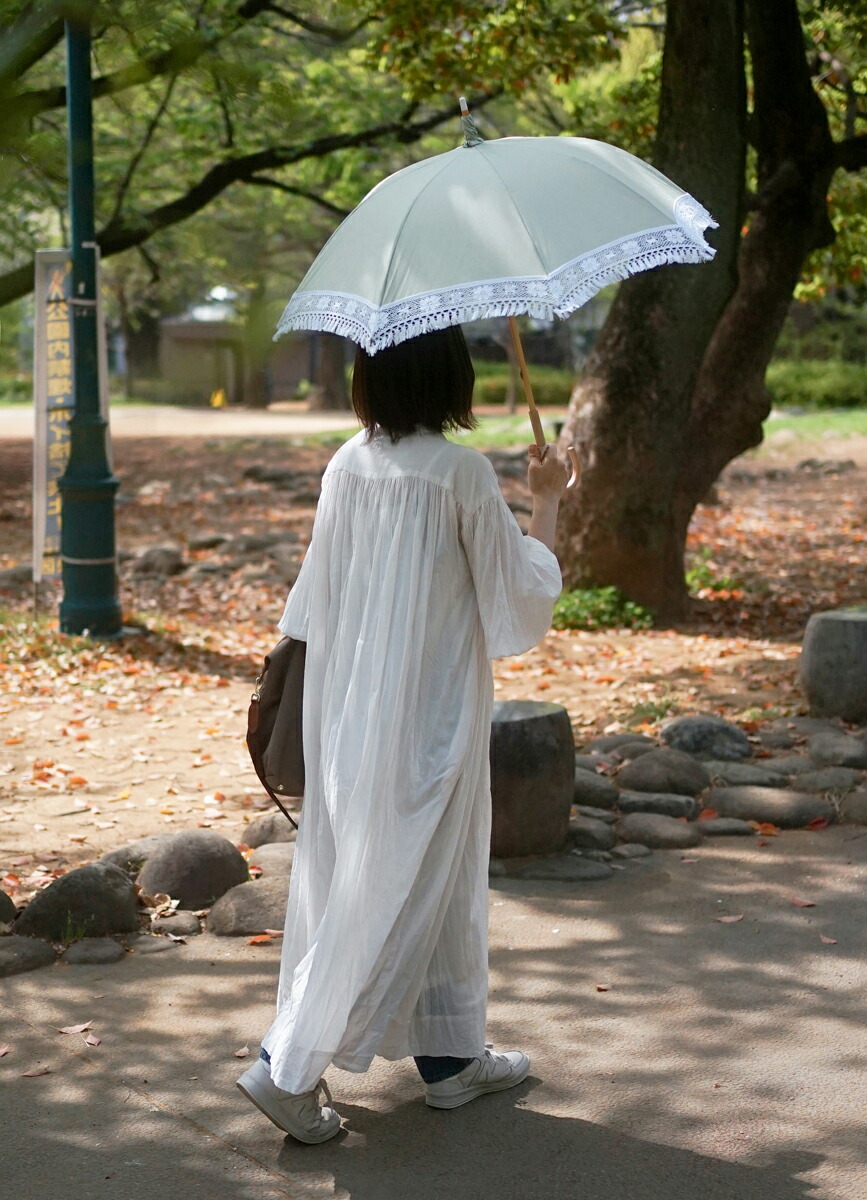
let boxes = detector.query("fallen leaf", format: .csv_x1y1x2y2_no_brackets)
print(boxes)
820,935,837,945
0,1044,10,1057
84,1034,101,1047
681,857,699,864
21,1066,51,1077
67,776,89,788
791,896,816,908
749,821,780,836
68,834,88,843
263,929,284,938
805,817,830,831
247,934,271,945
58,1021,93,1035
234,1045,250,1058
595,983,610,992
716,914,744,923
698,808,719,821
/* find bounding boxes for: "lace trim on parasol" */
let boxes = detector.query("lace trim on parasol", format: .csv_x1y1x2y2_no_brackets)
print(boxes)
275,209,718,354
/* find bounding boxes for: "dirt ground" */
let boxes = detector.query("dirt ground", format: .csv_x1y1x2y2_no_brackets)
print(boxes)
1,425,866,890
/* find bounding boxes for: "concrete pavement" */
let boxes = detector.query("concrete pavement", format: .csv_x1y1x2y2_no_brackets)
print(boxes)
2,828,866,1200
0,404,358,441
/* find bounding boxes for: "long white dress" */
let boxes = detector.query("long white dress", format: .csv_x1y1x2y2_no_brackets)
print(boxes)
261,428,561,1094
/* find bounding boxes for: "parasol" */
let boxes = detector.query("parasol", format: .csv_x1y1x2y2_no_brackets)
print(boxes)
277,99,717,459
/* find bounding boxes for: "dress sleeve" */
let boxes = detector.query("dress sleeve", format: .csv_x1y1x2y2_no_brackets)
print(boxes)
460,492,562,659
277,539,315,639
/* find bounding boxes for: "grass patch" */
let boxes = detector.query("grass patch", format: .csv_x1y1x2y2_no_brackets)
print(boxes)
552,586,653,631
763,408,867,441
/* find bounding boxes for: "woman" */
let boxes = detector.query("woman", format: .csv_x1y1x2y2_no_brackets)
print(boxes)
237,326,568,1143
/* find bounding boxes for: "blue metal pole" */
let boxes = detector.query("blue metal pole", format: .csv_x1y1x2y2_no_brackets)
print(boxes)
59,15,121,635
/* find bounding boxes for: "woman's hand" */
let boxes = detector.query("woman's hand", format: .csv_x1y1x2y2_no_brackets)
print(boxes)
528,444,569,501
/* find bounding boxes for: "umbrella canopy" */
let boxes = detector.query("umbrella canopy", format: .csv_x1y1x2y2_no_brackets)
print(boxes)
276,114,717,355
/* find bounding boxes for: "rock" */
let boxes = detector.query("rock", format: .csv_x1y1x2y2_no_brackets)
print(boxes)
243,811,298,849
697,818,756,836
617,790,697,819
611,843,653,859
586,733,656,753
840,790,867,825
511,855,613,882
221,533,283,555
610,741,657,761
490,701,574,858
616,813,702,849
137,830,249,909
0,564,32,589
569,815,616,852
800,610,867,723
573,805,617,824
578,849,613,863
14,862,139,942
616,749,711,797
247,842,295,875
187,534,227,551
62,937,126,965
807,731,867,769
796,767,862,793
207,876,290,936
265,543,300,584
705,786,835,828
758,728,796,750
701,760,790,787
572,770,619,809
775,716,842,736
0,936,56,977
151,910,201,936
132,545,186,576
762,755,814,777
100,834,175,879
127,934,175,954
0,889,17,924
575,754,607,774
488,858,507,877
660,715,751,761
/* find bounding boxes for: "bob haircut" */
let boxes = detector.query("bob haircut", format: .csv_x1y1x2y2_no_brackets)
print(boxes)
351,326,477,442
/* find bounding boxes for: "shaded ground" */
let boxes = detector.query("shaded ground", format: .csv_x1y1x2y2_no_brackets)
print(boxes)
2,827,866,1200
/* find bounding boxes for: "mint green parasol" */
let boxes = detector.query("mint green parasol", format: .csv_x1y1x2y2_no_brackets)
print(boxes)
276,100,717,455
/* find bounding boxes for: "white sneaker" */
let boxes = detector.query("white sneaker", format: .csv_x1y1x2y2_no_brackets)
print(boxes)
236,1058,341,1144
424,1049,530,1109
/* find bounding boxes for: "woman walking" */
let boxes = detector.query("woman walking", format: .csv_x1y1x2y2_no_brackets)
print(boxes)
237,326,568,1142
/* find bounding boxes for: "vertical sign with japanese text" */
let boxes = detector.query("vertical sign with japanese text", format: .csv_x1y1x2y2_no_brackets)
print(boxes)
32,249,110,582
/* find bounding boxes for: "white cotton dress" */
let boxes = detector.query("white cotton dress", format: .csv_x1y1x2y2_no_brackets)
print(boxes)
261,428,561,1095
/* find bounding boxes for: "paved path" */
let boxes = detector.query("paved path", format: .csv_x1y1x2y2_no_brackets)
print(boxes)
0,404,358,440
2,828,865,1199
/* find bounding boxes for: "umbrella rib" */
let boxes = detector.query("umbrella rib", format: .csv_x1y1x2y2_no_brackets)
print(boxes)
377,153,458,312
473,147,550,277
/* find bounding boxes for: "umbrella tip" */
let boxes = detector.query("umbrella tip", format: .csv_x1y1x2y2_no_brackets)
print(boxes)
459,95,469,115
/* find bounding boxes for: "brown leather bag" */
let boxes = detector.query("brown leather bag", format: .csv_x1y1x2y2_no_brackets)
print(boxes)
246,637,306,828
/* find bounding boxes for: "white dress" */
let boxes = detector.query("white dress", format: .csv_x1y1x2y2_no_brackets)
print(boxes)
261,428,561,1094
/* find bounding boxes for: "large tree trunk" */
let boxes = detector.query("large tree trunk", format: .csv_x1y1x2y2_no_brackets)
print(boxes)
242,281,272,408
555,0,838,624
307,332,350,411
556,0,746,622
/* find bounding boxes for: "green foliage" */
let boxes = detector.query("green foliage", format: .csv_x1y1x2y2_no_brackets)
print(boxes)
685,548,741,595
766,359,867,409
471,363,575,407
775,302,867,362
552,586,654,631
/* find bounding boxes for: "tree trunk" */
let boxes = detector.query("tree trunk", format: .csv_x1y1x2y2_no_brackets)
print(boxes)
556,0,840,624
556,0,747,622
307,332,350,410
242,281,272,408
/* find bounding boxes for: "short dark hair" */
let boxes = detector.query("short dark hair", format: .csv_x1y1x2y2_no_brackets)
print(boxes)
351,325,477,442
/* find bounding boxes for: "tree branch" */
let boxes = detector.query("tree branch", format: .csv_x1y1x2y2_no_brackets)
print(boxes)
262,4,373,43
108,73,178,225
0,91,501,308
247,175,351,217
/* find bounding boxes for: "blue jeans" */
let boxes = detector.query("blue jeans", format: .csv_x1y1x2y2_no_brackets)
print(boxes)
258,1048,471,1085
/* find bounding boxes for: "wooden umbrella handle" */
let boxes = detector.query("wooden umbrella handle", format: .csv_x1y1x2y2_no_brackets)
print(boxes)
507,316,581,487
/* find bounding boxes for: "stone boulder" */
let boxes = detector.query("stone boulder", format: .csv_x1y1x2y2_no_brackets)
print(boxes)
151,910,202,936
490,701,574,858
572,770,619,809
207,876,289,935
243,811,298,849
137,830,249,909
763,755,814,777
697,818,756,836
705,787,835,828
0,936,56,978
132,545,185,576
511,855,613,882
796,768,862,793
575,754,608,774
611,843,653,859
807,731,867,770
100,834,175,879
0,889,17,924
617,790,697,819
660,715,751,761
61,937,126,965
616,813,702,849
586,733,656,754
573,805,617,824
800,610,867,723
701,761,789,788
14,862,139,942
616,748,711,797
568,815,616,852
247,842,295,876
841,790,867,825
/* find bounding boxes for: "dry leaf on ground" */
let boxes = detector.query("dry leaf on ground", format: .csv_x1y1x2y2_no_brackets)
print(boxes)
21,1066,51,1077
791,897,816,908
234,1045,250,1058
58,1021,92,1035
716,915,744,923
